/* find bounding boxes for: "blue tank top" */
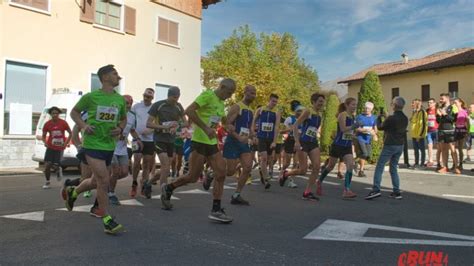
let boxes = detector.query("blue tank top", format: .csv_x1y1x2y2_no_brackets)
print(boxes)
257,106,277,139
234,102,253,137
287,115,297,137
300,111,322,143
333,112,355,147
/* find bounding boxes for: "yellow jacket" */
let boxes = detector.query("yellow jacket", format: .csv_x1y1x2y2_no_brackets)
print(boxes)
410,109,427,139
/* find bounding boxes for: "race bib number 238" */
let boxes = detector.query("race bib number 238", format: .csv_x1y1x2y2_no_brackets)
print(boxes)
96,106,118,122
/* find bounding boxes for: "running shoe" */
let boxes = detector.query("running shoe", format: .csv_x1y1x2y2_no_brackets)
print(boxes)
279,170,288,187
336,172,344,179
357,171,367,178
454,168,461,175
61,179,70,200
90,206,105,218
109,195,121,205
143,181,153,199
42,181,51,189
426,162,434,167
129,184,137,198
342,189,357,199
230,194,250,205
103,215,124,235
316,180,322,196
203,172,214,191
287,179,298,188
264,180,271,190
463,157,471,163
83,190,92,198
208,208,233,223
65,187,77,211
364,190,381,200
245,175,252,185
160,184,173,210
302,191,319,201
389,192,403,200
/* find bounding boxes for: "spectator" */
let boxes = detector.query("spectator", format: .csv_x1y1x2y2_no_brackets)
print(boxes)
365,97,408,200
409,99,427,168
425,98,439,167
355,101,378,177
453,98,468,169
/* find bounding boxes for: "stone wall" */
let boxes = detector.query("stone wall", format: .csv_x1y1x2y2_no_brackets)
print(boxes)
0,139,37,169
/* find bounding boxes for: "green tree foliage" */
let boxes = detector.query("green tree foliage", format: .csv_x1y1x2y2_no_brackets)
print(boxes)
320,93,340,155
202,25,320,116
356,71,386,163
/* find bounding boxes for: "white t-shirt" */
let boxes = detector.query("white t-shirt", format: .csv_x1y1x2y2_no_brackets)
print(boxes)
131,101,153,142
114,111,136,156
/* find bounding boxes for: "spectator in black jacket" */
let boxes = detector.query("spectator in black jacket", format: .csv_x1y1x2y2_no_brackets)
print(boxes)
365,96,408,200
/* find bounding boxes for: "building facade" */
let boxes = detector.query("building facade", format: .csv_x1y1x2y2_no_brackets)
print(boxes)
340,48,474,117
0,0,218,168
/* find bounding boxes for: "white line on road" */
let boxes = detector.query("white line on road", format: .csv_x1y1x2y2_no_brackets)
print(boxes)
442,194,474,199
304,219,474,247
1,211,45,222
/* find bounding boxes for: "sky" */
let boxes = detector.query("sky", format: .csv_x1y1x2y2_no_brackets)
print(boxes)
201,0,474,82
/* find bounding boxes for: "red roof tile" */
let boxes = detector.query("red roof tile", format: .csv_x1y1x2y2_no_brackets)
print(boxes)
338,47,474,83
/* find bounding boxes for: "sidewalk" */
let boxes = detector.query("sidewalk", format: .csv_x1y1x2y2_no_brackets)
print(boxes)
0,167,42,176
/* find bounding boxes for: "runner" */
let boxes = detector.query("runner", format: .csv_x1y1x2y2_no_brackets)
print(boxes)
160,78,236,223
425,98,440,167
279,93,326,200
252,94,281,189
42,106,72,188
143,86,186,199
109,95,141,205
453,98,468,169
354,102,378,177
317,97,358,199
65,64,126,234
130,88,155,197
223,85,256,205
436,93,459,174
282,101,304,176
171,123,185,179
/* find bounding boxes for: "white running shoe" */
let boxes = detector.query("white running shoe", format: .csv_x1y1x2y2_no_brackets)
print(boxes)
287,179,298,188
42,182,51,189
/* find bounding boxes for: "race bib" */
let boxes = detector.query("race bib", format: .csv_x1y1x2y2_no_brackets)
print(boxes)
428,121,435,127
342,130,354,140
162,121,177,133
363,126,372,134
52,138,64,146
209,116,220,129
96,106,118,122
262,122,274,132
305,126,317,138
239,127,250,137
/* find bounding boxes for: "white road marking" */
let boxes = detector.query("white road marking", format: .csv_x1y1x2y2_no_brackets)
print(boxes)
1,211,45,222
442,194,474,199
56,205,93,212
151,195,180,200
176,189,210,195
304,219,474,247
119,199,144,206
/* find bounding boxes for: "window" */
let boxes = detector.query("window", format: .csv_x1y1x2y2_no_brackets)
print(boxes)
95,0,122,30
157,17,179,46
448,81,458,98
421,84,430,102
155,83,174,101
391,88,399,99
4,61,47,135
10,0,50,13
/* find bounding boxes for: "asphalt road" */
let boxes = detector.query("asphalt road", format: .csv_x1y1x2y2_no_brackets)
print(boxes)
0,166,473,265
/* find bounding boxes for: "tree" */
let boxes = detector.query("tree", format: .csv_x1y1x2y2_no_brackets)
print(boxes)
202,25,320,116
320,93,340,155
356,71,386,163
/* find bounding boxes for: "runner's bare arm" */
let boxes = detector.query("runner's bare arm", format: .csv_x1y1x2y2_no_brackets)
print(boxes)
65,127,73,146
251,108,261,138
338,112,351,133
71,125,82,148
185,102,213,137
71,107,94,134
146,115,167,130
225,104,241,140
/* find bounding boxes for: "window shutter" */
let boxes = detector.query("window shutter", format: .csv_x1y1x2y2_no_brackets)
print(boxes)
124,5,136,35
169,21,178,45
80,0,95,24
158,17,169,43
